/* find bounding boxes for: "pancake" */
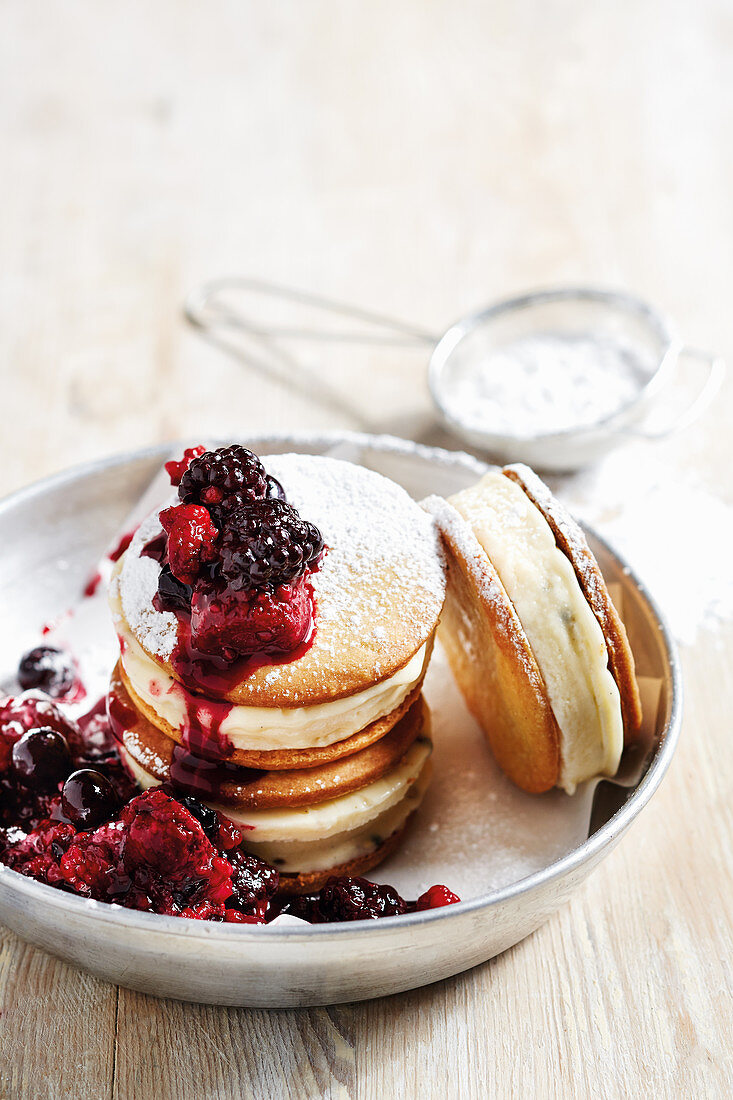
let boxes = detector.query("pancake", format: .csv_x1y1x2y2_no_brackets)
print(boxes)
426,467,641,794
112,667,428,810
115,453,446,707
115,660,426,770
278,823,410,895
111,577,433,756
123,714,433,882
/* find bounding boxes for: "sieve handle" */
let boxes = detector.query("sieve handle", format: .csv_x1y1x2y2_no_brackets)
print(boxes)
623,346,726,440
184,277,437,347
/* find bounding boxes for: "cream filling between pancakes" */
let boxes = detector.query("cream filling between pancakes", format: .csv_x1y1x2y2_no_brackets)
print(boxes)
451,473,623,793
122,739,432,873
112,581,429,751
242,761,432,872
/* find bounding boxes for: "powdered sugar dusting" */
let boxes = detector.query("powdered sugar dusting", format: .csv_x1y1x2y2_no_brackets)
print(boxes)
262,455,445,680
118,454,446,685
121,726,168,777
118,506,178,658
422,493,538,679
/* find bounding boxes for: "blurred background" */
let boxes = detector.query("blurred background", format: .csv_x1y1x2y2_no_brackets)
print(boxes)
1,1,730,495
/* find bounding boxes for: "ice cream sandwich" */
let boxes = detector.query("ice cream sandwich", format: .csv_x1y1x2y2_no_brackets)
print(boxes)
425,464,642,794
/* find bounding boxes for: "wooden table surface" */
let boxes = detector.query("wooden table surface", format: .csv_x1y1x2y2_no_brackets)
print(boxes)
1,3,732,1097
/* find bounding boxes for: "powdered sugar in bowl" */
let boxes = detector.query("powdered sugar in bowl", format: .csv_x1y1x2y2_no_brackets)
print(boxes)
428,287,724,471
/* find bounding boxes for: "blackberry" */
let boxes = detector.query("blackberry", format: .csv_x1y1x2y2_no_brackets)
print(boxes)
179,446,269,520
266,475,286,500
315,876,407,922
155,564,193,615
169,791,221,845
228,847,280,915
219,500,324,591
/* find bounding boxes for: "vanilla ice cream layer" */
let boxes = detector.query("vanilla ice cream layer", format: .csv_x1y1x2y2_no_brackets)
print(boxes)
242,760,432,873
121,739,432,873
452,473,623,793
112,584,429,751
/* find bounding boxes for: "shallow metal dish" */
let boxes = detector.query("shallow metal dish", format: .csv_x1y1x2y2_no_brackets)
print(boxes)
0,433,681,1007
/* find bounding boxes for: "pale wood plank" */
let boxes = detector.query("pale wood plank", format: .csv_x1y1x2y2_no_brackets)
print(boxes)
112,992,356,1100
0,932,116,1100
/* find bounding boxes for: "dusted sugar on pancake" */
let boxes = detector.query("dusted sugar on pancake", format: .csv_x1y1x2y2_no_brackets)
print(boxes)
112,452,445,765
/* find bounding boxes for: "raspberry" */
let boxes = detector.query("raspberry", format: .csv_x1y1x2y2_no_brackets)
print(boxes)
179,446,269,520
415,885,461,910
160,504,219,585
219,500,324,591
58,790,238,917
189,577,313,659
60,820,126,898
4,820,77,887
0,692,82,753
164,445,206,487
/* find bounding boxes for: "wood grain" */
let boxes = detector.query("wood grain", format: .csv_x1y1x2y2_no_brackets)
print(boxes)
1,1,732,1097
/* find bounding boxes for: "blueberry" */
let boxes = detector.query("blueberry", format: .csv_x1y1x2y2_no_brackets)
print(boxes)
61,769,118,829
17,646,76,698
11,727,73,790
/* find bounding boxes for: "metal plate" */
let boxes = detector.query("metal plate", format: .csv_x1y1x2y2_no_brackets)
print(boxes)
0,433,681,1007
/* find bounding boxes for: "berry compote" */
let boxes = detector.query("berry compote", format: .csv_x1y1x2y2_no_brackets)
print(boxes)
0,689,459,924
148,445,326,696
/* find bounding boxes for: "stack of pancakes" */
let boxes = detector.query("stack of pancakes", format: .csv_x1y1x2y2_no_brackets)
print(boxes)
109,454,446,892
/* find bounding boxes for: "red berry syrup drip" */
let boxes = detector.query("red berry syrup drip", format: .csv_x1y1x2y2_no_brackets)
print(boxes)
168,743,263,803
178,689,236,761
140,532,167,562
168,608,317,698
106,691,139,747
108,530,136,562
83,571,102,598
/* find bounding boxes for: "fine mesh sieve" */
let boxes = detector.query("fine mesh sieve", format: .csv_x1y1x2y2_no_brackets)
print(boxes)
184,280,724,471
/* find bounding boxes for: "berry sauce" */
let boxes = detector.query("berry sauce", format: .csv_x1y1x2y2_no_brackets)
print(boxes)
168,745,264,802
108,530,136,563
83,571,102,598
139,445,325,701
160,584,317,701
1,689,460,923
